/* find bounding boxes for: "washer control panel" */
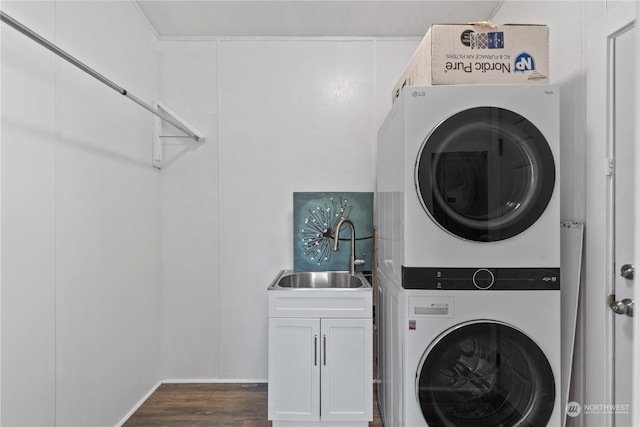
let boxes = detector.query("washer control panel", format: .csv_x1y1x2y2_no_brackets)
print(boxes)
402,267,560,290
409,296,454,318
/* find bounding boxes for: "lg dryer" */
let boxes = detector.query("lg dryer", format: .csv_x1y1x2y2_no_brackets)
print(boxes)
376,84,560,285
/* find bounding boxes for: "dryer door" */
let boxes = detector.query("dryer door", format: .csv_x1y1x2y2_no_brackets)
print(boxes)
415,107,555,242
416,322,555,427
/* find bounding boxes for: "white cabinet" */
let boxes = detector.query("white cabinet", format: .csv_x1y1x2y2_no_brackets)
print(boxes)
320,318,372,423
268,289,373,427
268,318,320,422
268,317,372,426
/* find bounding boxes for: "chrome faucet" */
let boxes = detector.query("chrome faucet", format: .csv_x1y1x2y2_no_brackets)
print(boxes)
332,218,365,275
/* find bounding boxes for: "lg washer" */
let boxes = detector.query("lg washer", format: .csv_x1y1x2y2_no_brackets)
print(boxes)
376,85,560,285
376,270,561,427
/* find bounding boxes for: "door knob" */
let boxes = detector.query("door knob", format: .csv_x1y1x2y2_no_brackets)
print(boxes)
610,298,635,317
620,264,635,280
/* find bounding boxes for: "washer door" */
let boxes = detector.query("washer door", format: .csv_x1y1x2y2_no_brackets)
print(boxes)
415,107,555,242
416,322,555,427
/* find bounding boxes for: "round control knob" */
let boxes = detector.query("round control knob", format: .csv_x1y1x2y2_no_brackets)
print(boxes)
473,268,494,290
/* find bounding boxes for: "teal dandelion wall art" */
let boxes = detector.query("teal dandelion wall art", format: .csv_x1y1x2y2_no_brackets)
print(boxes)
293,192,373,272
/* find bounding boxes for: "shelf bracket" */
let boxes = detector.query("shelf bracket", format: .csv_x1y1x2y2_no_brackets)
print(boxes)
152,102,205,169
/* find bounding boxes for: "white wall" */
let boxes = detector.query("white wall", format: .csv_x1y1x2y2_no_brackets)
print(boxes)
159,38,420,380
1,2,163,425
1,3,57,425
159,41,221,379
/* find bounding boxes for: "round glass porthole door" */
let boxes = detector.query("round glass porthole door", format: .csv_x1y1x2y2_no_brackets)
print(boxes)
415,107,555,242
416,322,555,427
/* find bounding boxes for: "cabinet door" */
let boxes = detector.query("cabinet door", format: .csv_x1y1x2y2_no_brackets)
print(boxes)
268,318,320,421
376,281,385,422
321,318,373,422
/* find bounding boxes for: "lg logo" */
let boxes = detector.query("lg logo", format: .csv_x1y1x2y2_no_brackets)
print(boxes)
566,401,582,417
411,91,426,98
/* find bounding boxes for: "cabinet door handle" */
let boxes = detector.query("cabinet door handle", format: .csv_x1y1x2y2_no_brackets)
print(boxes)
323,334,327,366
314,335,318,366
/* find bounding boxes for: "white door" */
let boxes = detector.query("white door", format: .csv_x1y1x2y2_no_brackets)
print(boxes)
585,2,637,426
634,8,640,426
268,318,320,422
321,318,373,422
609,19,636,427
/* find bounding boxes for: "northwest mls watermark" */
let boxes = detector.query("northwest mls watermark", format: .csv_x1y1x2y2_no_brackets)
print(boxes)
567,401,631,417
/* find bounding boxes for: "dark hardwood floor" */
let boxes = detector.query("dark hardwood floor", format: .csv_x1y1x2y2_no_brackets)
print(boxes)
124,383,384,427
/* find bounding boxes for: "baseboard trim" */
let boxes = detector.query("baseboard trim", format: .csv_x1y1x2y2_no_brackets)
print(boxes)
162,378,268,384
115,380,162,427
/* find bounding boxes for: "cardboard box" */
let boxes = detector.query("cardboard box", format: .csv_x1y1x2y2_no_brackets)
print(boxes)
392,23,549,102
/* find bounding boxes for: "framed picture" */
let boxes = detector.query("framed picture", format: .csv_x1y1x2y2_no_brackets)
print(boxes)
293,192,373,272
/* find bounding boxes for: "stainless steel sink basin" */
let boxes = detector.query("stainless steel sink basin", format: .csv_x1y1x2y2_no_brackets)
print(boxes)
268,270,370,290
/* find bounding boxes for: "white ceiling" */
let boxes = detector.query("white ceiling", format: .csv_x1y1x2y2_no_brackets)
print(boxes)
135,1,504,39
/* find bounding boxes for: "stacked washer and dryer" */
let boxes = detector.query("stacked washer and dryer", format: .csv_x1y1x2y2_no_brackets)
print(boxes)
375,85,561,427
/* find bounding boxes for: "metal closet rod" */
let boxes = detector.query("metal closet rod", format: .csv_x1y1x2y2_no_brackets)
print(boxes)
0,10,203,142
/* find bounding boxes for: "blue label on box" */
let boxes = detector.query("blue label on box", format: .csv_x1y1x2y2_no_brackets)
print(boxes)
487,32,504,49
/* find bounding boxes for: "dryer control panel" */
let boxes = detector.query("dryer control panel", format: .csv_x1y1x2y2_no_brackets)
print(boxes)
401,267,560,290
